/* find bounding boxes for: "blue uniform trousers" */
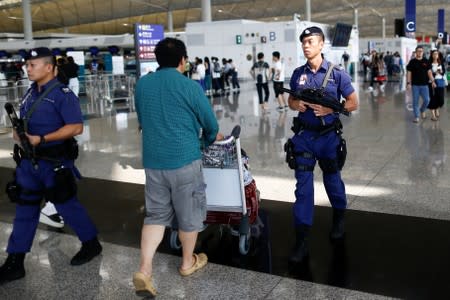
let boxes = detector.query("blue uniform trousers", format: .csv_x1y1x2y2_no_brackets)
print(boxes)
7,158,98,253
292,130,347,226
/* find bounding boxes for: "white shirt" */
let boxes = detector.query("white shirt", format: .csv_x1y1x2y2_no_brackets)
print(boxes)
196,63,206,79
272,60,285,82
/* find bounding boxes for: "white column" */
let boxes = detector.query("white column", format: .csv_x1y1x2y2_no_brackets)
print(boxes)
201,0,212,22
382,17,386,39
305,0,311,21
354,9,358,28
22,0,33,41
167,11,173,32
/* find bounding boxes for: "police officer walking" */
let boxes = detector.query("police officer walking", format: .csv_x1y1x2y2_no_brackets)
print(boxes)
0,47,102,283
286,27,358,264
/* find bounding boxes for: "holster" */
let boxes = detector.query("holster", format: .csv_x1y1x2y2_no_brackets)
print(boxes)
284,138,297,170
5,180,21,203
337,137,347,170
45,166,77,204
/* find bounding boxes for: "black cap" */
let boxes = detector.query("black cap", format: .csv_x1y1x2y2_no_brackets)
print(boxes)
27,47,53,60
299,26,325,42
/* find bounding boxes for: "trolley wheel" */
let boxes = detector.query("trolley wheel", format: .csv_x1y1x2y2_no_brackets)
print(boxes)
169,230,182,250
239,234,250,255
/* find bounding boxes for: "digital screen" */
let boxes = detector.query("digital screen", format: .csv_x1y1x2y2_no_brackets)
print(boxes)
139,61,159,77
332,23,352,47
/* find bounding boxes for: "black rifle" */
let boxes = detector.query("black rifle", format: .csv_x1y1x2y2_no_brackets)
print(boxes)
4,102,38,168
279,87,350,116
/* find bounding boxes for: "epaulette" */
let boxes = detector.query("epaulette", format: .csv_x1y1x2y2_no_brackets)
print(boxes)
61,86,72,94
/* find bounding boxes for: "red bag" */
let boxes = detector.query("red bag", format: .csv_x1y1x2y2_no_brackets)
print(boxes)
205,179,259,225
376,75,387,82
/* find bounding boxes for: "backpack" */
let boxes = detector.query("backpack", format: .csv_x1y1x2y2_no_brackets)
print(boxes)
255,62,267,84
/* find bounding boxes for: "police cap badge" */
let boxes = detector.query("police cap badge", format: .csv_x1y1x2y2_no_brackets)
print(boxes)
299,26,325,42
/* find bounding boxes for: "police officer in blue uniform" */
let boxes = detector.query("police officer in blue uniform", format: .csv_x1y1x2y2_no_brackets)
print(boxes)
287,27,358,264
0,47,102,283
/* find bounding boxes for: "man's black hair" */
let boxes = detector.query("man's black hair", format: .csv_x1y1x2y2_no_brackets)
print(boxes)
257,52,264,60
272,51,280,59
155,37,187,68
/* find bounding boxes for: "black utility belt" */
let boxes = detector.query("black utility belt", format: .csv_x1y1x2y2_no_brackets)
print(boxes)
19,143,66,159
291,117,342,135
18,138,79,160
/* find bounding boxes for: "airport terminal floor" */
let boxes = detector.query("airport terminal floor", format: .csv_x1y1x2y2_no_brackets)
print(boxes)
1,74,450,299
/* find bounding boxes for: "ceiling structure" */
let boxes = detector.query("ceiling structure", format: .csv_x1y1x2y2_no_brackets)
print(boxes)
0,0,448,39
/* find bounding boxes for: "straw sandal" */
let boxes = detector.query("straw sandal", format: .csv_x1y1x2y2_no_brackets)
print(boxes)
179,253,208,276
133,272,157,298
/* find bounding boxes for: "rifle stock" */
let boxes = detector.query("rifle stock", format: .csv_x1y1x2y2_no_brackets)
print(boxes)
4,102,37,167
280,87,349,116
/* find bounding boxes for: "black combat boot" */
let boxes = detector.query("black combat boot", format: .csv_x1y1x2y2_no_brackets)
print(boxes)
329,208,345,240
70,237,102,266
288,224,310,264
0,253,26,283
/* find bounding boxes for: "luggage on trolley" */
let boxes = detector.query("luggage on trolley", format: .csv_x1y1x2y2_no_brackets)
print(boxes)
170,125,260,255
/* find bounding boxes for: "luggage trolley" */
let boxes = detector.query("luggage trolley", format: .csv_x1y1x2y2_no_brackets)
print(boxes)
170,125,259,255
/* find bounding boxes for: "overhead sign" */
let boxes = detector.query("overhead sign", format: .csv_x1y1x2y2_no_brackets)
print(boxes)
134,24,164,60
134,23,164,77
405,0,416,33
438,9,445,39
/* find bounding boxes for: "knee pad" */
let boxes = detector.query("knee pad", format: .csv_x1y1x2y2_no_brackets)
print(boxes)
318,158,339,174
45,167,77,204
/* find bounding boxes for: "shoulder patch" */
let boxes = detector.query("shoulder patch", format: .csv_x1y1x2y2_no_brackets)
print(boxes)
61,87,72,94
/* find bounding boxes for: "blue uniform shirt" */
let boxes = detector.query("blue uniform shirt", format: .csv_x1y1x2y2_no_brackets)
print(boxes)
20,78,82,146
289,59,354,126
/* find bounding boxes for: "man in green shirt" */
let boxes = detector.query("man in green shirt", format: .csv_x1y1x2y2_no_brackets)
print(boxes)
133,37,222,298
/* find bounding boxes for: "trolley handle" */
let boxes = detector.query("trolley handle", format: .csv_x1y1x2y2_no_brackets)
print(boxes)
211,125,241,146
231,125,241,139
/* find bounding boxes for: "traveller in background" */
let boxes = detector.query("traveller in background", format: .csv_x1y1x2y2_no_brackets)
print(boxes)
406,45,436,123
271,51,288,111
229,59,240,91
427,49,446,121
211,57,223,93
250,52,270,112
341,51,350,73
66,56,80,97
204,56,213,95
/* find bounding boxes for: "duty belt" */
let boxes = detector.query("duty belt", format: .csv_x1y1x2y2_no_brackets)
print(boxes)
19,143,66,160
291,117,343,135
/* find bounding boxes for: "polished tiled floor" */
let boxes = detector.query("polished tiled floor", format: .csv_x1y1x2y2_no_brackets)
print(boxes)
0,75,450,299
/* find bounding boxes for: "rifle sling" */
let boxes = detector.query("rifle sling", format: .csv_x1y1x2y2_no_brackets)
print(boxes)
24,81,62,132
321,62,334,89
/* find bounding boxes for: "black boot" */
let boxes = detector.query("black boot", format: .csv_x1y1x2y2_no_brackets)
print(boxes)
288,224,310,264
0,253,26,283
330,208,345,240
70,237,102,266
